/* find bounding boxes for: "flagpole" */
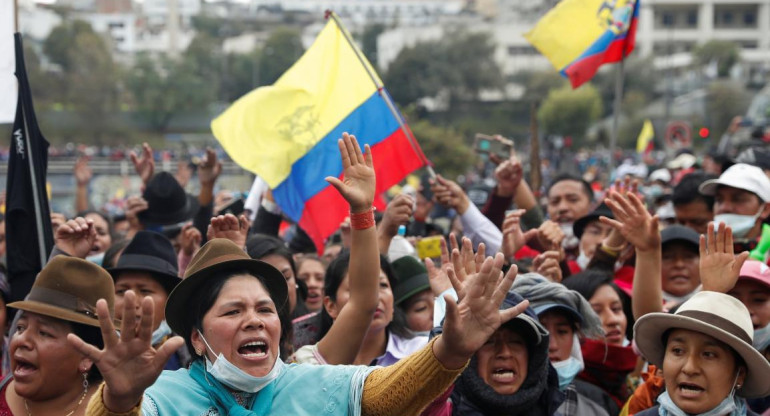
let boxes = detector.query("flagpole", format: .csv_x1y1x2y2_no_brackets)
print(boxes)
14,0,18,31
609,59,625,174
326,11,436,179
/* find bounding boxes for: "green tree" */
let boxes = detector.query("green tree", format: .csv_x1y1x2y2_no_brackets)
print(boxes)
361,23,386,68
537,84,603,144
512,70,567,102
258,27,304,85
706,80,750,136
43,20,95,71
694,40,740,78
409,118,473,178
384,31,503,108
126,53,215,132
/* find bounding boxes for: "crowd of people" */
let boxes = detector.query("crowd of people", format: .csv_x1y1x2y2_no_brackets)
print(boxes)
0,132,769,416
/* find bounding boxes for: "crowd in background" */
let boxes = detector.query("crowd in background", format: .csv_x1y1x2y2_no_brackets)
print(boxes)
0,133,768,416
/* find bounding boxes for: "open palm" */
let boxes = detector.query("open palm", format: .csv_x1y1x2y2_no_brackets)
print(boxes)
700,222,749,293
601,191,660,252
326,133,376,213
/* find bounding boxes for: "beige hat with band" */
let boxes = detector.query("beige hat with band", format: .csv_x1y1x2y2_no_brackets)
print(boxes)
634,291,770,398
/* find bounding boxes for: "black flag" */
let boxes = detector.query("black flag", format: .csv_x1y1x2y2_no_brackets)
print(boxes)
6,33,54,302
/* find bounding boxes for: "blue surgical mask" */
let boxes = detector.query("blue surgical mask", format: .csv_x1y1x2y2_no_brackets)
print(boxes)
657,371,743,416
754,323,770,352
552,357,583,390
197,330,283,393
713,208,763,239
86,251,105,266
151,320,173,346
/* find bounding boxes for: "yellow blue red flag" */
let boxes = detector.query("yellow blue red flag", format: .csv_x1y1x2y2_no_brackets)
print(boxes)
636,119,654,154
212,15,427,251
525,0,639,88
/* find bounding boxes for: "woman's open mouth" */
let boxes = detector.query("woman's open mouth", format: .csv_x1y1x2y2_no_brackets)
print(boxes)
13,358,38,379
490,367,518,383
238,341,268,359
677,382,706,398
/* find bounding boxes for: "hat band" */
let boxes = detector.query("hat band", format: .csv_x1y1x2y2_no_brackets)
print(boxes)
678,310,752,345
28,286,98,319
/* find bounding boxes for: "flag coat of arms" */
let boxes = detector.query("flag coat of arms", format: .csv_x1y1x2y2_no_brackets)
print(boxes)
212,16,426,251
525,0,639,88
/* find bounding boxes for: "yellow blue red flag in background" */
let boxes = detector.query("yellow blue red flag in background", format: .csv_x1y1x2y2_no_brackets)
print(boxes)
212,15,427,251
525,0,639,88
636,119,654,154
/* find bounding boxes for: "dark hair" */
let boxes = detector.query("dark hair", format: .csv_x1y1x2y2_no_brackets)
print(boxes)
77,210,116,241
546,173,594,202
71,322,105,383
183,269,292,361
671,171,717,209
318,252,412,339
563,269,635,341
101,238,130,269
246,234,297,278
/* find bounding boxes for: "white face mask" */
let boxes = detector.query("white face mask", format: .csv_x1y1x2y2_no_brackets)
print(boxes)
713,207,764,238
560,223,579,250
755,323,770,352
576,249,590,270
197,330,283,393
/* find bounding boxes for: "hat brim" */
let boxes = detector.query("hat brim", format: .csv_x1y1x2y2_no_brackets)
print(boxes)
573,210,613,239
108,267,182,295
699,178,761,200
634,313,770,398
138,194,200,226
8,300,113,328
165,258,289,336
502,313,546,347
532,303,584,326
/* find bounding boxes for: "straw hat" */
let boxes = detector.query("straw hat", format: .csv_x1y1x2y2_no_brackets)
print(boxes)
165,238,288,336
8,256,115,327
634,291,770,398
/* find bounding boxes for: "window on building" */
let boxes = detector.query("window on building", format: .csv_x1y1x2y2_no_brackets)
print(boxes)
661,12,674,27
722,11,733,25
744,12,756,26
687,11,697,27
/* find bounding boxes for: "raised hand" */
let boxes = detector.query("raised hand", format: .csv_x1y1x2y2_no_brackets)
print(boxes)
426,237,453,296
431,175,471,215
326,133,376,213
179,223,202,257
493,154,523,197
125,196,148,234
501,209,539,259
130,143,155,185
175,160,193,189
533,250,563,283
207,214,250,249
74,156,92,186
379,194,414,238
700,222,750,293
198,148,222,187
433,254,529,369
51,212,67,236
601,191,660,253
537,220,565,252
55,217,96,259
67,291,184,413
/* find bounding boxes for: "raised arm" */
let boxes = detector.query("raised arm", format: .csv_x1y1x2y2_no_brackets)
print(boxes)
316,133,380,365
601,190,662,319
377,194,414,255
74,156,93,213
699,222,749,293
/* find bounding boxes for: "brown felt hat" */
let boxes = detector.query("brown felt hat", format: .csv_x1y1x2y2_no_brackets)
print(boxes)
165,238,288,336
8,256,115,327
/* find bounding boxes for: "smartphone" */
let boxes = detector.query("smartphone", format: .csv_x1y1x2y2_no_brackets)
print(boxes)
217,197,245,217
474,134,514,160
416,235,444,259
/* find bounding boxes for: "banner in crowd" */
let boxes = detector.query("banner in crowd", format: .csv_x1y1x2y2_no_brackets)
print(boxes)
6,33,55,302
525,0,639,88
0,1,16,123
212,16,426,251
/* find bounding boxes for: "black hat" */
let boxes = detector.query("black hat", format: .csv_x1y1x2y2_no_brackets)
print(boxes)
138,172,199,226
392,256,430,305
573,203,614,240
661,225,700,250
108,231,181,295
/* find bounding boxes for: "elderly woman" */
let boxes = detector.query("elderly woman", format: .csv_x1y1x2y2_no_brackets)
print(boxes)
634,291,770,416
0,254,114,415
72,135,530,416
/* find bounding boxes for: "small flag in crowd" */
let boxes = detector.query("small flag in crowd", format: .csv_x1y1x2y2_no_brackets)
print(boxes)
6,33,55,302
636,119,654,154
212,14,427,252
525,0,639,88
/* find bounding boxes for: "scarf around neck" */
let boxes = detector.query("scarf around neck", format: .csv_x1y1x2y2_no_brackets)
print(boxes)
188,360,275,416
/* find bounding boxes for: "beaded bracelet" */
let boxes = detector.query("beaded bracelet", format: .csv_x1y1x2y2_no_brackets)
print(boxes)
350,207,376,230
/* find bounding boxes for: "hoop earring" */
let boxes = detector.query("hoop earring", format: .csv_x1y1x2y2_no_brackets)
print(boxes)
83,372,88,391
